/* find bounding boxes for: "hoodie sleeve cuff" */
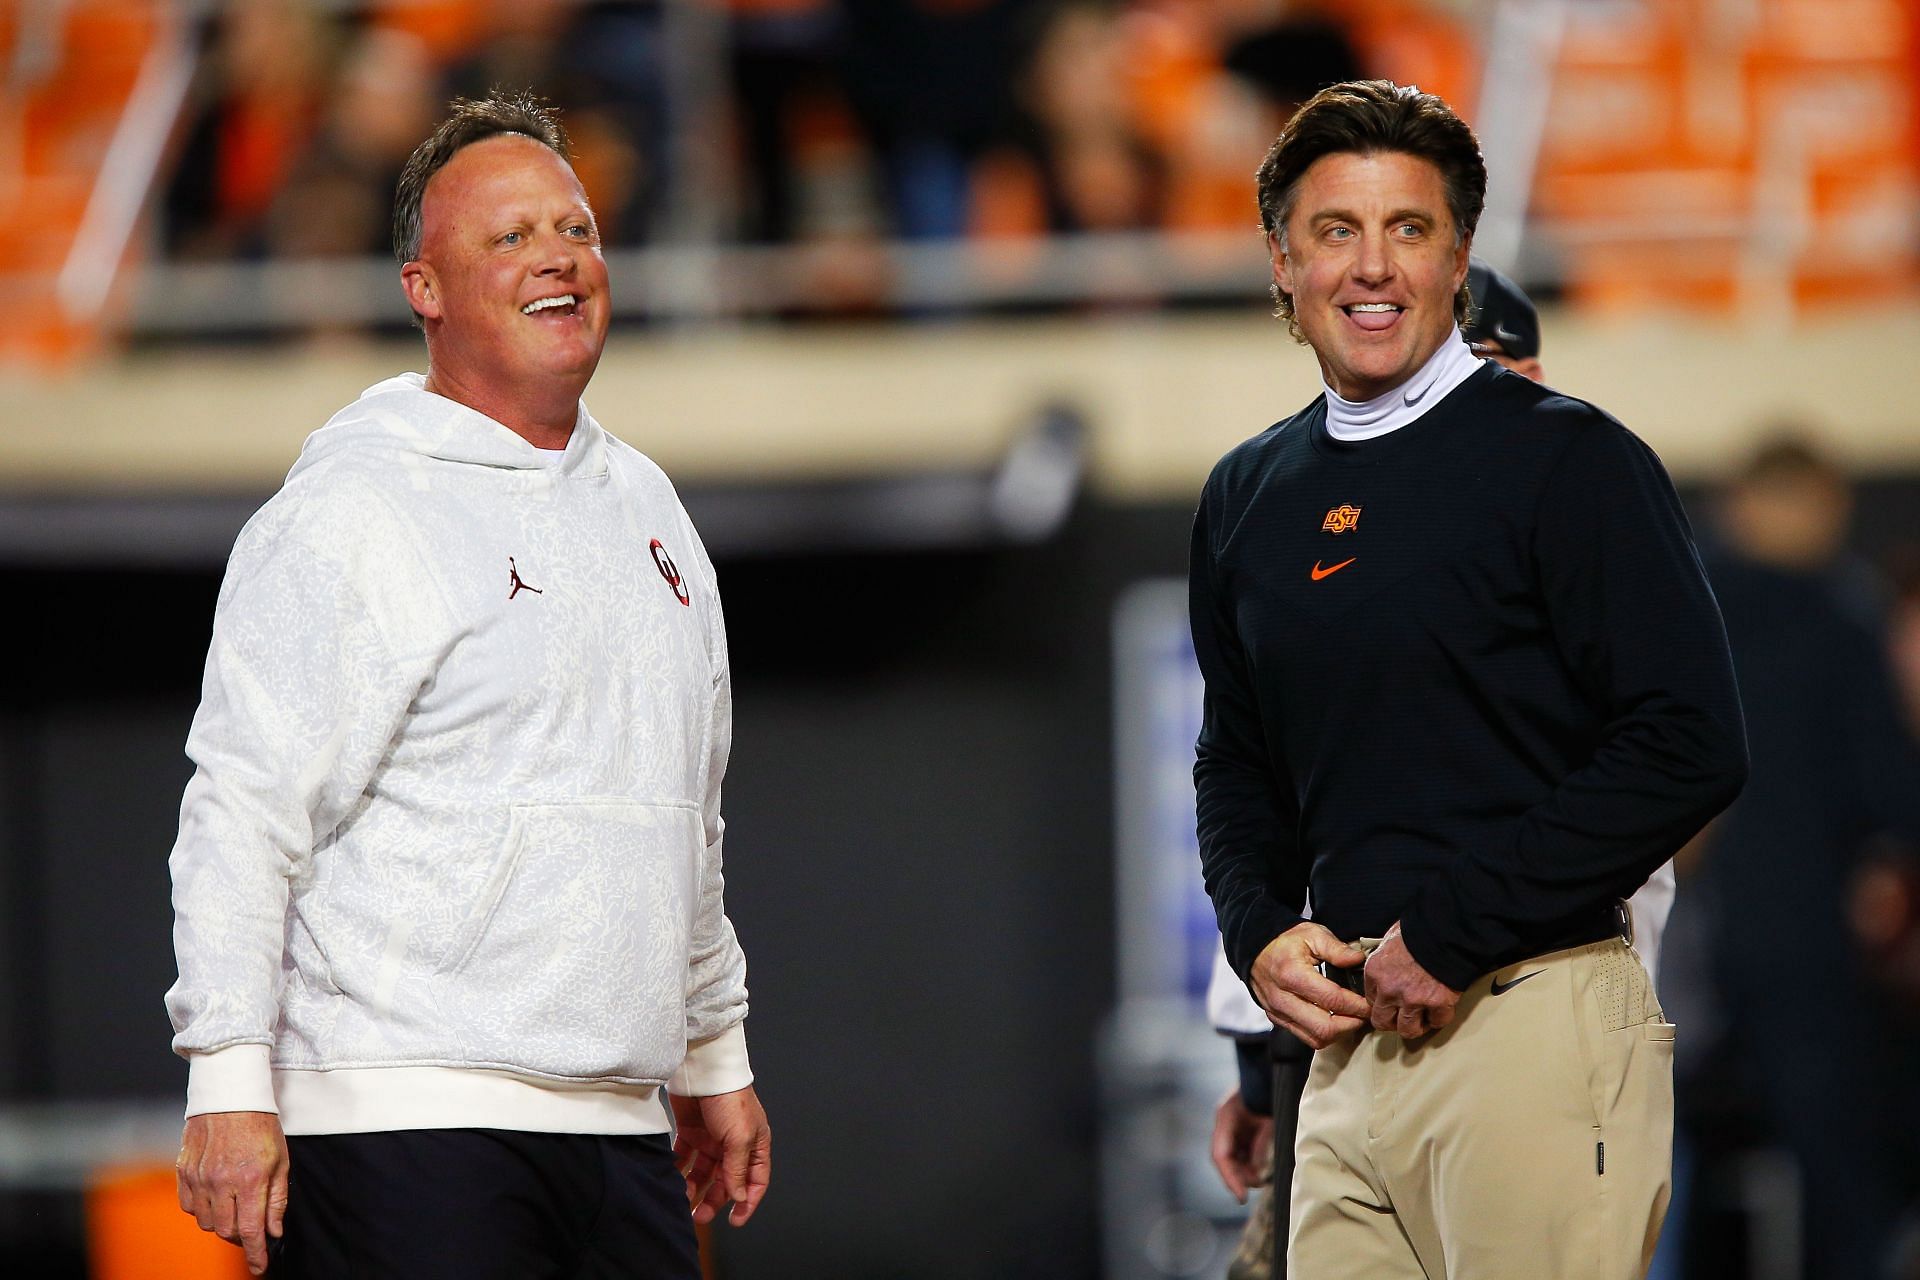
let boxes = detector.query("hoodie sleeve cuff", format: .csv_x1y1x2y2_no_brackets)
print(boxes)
1235,1038,1274,1116
184,1044,278,1118
668,1023,753,1097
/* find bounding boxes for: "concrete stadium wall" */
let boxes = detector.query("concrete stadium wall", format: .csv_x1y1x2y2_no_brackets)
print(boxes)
4,305,1919,500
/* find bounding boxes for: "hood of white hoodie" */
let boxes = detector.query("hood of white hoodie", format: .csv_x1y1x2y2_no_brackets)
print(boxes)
288,373,609,483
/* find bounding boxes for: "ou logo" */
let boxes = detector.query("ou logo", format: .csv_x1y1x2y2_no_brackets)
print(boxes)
650,538,691,606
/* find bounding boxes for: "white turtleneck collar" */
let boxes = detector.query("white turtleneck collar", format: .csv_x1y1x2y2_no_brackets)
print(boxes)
1322,328,1484,442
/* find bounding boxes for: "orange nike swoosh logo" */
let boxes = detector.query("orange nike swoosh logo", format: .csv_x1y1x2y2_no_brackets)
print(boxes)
1311,557,1356,581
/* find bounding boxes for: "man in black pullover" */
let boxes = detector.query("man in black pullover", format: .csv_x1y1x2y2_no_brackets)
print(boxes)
1190,80,1748,1279
1207,256,1689,1280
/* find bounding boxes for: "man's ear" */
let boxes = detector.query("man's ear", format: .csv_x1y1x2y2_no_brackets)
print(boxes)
1268,231,1293,304
401,261,441,323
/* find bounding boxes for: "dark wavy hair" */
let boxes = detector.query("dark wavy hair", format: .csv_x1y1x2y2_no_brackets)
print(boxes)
1255,80,1486,338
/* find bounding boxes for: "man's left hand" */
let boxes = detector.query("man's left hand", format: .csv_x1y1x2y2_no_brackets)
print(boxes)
1364,923,1460,1039
670,1086,771,1227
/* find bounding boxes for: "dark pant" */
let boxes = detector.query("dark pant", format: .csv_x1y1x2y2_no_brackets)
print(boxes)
268,1130,699,1280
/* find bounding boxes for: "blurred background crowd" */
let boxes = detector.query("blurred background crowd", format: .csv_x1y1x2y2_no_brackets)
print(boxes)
3,1,1920,1278
154,0,1384,289
9,0,1914,346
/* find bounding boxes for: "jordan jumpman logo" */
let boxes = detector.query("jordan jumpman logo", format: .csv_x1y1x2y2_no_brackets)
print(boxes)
507,557,543,600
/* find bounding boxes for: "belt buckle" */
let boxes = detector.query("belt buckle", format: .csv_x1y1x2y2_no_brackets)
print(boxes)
1318,959,1366,996
1614,898,1634,945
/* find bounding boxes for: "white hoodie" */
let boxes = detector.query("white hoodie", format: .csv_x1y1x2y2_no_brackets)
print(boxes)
167,375,750,1135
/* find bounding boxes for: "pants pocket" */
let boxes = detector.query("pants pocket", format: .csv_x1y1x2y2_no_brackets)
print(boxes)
1594,943,1654,1033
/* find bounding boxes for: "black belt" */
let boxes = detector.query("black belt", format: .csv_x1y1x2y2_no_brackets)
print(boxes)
1319,960,1368,997
1544,898,1634,954
1316,900,1632,994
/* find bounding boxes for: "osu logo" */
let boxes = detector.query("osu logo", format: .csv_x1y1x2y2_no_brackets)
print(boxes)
1322,504,1362,534
650,539,692,606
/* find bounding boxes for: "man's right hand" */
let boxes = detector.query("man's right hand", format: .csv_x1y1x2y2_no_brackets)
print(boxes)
1248,922,1371,1048
176,1111,289,1276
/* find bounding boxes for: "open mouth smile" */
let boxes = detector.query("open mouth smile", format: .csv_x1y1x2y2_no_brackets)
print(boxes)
1342,301,1403,332
521,294,579,317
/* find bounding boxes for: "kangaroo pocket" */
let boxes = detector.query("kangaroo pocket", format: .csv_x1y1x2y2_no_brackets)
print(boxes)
434,799,701,1082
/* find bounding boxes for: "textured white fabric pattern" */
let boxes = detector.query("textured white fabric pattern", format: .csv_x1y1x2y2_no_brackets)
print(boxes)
167,375,750,1127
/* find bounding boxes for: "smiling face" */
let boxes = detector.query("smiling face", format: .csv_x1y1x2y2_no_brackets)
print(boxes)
1271,150,1469,402
402,133,610,428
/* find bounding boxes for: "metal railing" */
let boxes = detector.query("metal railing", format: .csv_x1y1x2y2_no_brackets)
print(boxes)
124,230,1276,335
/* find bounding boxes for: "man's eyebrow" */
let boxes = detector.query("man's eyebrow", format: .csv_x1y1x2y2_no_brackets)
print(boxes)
483,203,596,230
1304,206,1441,227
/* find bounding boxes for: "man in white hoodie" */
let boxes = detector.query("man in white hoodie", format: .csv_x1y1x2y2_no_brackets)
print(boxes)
168,92,769,1278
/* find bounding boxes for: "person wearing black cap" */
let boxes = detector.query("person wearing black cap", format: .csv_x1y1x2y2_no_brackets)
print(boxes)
1462,259,1542,381
1191,80,1747,1278
1203,254,1681,1279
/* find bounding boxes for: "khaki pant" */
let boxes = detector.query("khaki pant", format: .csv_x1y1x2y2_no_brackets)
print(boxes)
1287,938,1673,1280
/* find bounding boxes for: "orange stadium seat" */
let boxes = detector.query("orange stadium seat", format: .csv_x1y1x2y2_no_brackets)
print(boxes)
0,0,175,366
1535,0,1918,314
1129,0,1479,237
368,0,491,65
1120,2,1271,235
1343,0,1478,120
1123,3,1221,158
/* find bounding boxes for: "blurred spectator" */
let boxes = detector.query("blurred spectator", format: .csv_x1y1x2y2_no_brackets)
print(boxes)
1116,0,1367,243
266,26,439,260
1214,0,1365,119
726,0,853,244
439,0,577,99
1853,840,1920,1013
716,1,892,310
1683,436,1920,1280
162,0,337,259
441,1,664,245
1857,552,1920,1016
974,1,1165,237
366,0,494,63
1887,547,1920,738
839,0,1027,240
